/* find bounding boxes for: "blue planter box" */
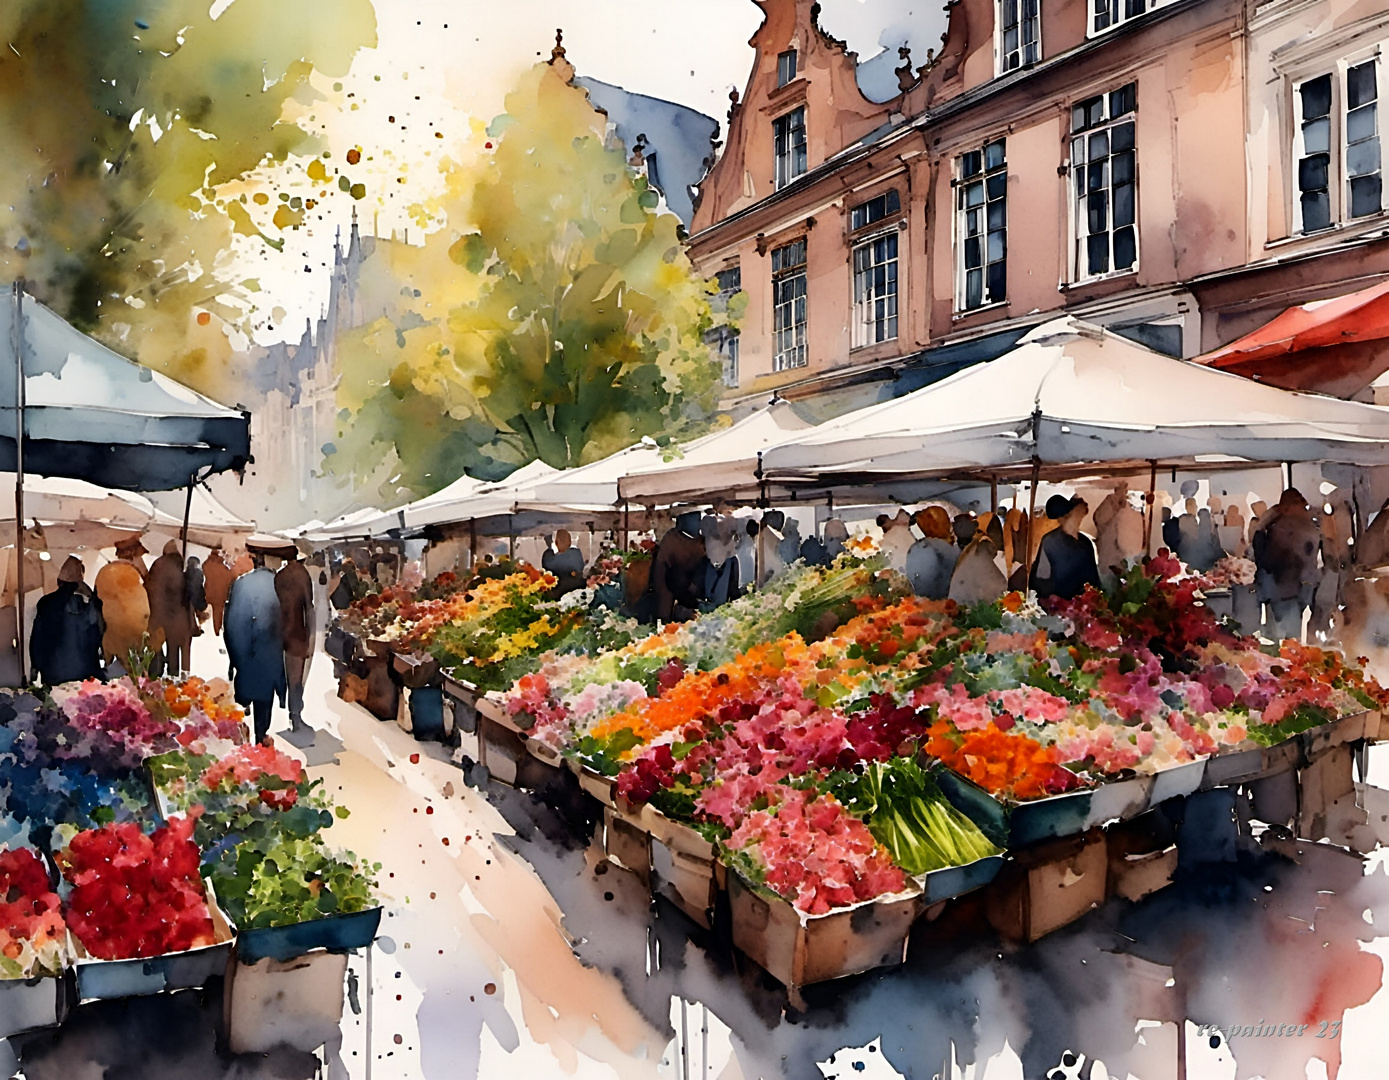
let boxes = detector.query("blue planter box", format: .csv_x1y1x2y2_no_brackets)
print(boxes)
409,687,445,741
235,906,382,965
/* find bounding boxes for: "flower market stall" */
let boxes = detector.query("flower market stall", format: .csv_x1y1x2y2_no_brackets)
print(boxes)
0,675,379,1045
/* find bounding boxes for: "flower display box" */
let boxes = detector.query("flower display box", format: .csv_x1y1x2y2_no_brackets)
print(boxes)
1147,757,1208,806
1201,736,1305,790
1301,710,1374,762
444,678,481,735
391,650,441,690
233,906,382,965
71,892,235,1002
225,948,349,1055
934,766,1153,849
727,871,921,991
565,758,618,809
982,827,1108,944
638,808,720,928
915,855,1007,907
473,696,562,787
0,971,71,1039
601,804,651,884
1297,742,1357,841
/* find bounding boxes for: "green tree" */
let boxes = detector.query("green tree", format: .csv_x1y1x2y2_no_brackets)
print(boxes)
329,51,731,500
0,0,376,398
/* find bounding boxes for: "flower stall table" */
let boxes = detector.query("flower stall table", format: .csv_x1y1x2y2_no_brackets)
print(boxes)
473,695,563,788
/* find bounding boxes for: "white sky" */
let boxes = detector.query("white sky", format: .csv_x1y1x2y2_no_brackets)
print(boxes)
233,0,942,343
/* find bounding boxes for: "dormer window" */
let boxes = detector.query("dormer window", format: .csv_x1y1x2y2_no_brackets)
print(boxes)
778,49,798,88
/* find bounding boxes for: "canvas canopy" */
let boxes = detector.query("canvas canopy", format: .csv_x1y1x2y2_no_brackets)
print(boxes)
760,318,1389,483
149,485,256,549
400,459,560,531
520,441,665,510
1199,279,1389,396
0,474,154,530
0,289,251,491
615,402,812,504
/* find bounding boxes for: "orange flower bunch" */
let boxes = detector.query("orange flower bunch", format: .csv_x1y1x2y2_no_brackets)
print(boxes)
925,719,1083,801
159,676,243,726
591,635,815,745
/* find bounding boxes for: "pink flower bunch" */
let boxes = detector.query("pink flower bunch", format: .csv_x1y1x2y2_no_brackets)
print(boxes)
725,788,908,915
55,679,177,764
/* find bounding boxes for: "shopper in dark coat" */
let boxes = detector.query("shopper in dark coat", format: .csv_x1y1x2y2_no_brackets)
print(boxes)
275,553,315,732
225,560,286,743
1252,488,1322,643
1032,495,1102,601
650,511,707,622
30,556,104,686
146,540,194,677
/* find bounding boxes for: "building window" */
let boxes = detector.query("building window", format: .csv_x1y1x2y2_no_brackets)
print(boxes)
998,0,1040,72
850,189,901,231
1296,60,1382,234
852,234,898,348
1091,0,1173,36
771,239,808,371
773,107,808,190
778,49,798,87
720,332,741,388
956,139,1008,310
713,266,743,388
1071,83,1138,281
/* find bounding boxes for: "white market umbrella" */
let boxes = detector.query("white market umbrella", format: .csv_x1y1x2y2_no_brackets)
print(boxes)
150,484,256,549
616,401,813,505
760,317,1389,482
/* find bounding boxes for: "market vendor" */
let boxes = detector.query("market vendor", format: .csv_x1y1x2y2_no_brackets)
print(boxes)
29,556,104,686
541,530,585,596
94,537,153,667
224,554,287,744
1031,495,1101,600
950,516,1007,606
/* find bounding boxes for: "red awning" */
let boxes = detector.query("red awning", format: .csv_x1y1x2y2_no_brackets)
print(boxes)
1199,279,1389,396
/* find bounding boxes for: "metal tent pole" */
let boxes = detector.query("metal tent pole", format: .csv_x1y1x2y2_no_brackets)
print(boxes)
1145,460,1158,557
181,474,196,563
12,284,25,686
1023,459,1040,591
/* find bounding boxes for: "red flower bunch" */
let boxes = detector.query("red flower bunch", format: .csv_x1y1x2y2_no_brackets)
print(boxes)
57,816,216,960
0,847,68,976
726,788,908,915
199,743,305,809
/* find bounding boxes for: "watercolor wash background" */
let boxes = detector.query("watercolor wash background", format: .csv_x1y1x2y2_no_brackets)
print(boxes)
4,1,1389,1079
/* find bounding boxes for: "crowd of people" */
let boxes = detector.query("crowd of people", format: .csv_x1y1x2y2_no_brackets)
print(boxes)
27,538,320,744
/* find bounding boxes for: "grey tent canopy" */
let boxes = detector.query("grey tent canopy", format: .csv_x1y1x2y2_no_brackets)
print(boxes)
0,289,251,491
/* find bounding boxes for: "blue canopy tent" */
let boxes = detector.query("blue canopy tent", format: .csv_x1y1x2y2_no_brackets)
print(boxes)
0,285,252,681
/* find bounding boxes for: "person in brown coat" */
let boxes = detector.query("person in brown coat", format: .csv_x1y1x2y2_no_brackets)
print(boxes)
94,537,153,666
275,552,315,731
146,539,194,678
201,546,236,636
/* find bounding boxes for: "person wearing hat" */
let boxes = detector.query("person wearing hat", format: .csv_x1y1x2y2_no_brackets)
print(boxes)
1031,495,1101,600
650,510,707,622
29,555,104,685
201,546,235,635
146,540,194,678
94,537,154,666
906,507,959,600
275,548,315,733
225,553,287,744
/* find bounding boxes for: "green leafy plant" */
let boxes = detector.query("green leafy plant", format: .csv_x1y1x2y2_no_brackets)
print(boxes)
820,758,1001,876
209,833,379,930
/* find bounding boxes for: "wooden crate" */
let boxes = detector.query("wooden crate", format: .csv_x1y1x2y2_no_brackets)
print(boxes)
984,828,1107,943
602,805,651,883
225,950,349,1055
728,873,920,990
1106,812,1178,904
